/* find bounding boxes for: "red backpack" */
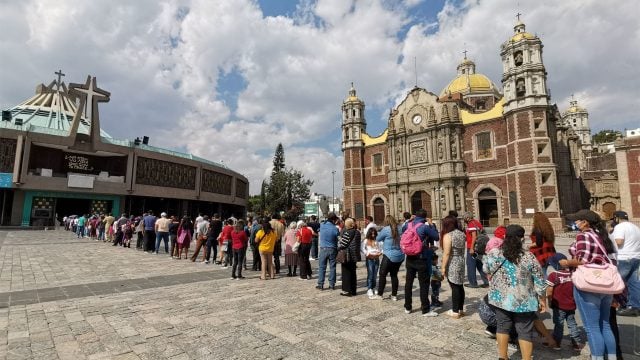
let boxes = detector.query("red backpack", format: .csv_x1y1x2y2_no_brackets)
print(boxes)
400,221,423,256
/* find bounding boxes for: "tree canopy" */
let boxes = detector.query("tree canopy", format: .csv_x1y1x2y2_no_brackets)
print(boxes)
592,129,621,144
261,143,313,221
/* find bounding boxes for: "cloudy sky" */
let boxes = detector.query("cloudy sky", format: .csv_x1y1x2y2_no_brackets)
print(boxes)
1,0,638,196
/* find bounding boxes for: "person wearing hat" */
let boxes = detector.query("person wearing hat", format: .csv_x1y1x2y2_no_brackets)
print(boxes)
609,210,640,317
483,224,547,360
154,212,172,254
561,209,618,359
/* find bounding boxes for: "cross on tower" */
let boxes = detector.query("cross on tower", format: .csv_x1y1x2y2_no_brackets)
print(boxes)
55,70,65,87
462,49,468,59
516,12,522,21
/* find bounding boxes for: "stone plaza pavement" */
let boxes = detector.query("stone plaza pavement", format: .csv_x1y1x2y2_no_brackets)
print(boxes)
0,230,637,360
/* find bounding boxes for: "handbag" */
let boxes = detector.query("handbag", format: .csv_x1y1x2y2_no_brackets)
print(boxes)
292,241,300,253
571,232,625,294
336,249,349,264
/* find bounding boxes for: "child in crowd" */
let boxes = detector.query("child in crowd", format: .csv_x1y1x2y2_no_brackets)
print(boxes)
431,254,443,308
546,253,583,351
362,228,382,299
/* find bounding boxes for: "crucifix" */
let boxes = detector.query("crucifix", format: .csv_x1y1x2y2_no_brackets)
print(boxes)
55,69,65,87
462,49,468,60
516,12,522,21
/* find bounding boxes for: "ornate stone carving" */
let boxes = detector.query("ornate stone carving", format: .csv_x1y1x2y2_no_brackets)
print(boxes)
409,140,427,164
437,141,444,160
136,157,196,190
450,135,458,159
396,149,402,166
0,138,17,173
455,191,461,210
201,169,232,195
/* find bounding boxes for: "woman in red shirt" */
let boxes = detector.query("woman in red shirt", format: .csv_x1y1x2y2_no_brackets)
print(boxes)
231,220,248,279
529,212,556,278
219,219,234,267
296,220,314,280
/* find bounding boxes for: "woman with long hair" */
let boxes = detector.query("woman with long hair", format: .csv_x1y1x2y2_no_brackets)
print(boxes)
440,215,466,318
371,215,404,301
560,210,619,359
255,219,277,280
362,227,382,299
483,225,547,360
529,212,556,278
176,216,193,259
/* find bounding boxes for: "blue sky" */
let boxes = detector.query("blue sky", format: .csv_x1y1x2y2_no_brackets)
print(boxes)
0,0,637,196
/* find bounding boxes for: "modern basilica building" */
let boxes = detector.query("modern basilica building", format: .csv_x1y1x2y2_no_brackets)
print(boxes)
0,73,248,227
341,19,593,229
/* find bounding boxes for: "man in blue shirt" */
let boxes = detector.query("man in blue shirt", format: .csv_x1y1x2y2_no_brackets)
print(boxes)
316,212,340,290
143,210,157,253
404,209,439,317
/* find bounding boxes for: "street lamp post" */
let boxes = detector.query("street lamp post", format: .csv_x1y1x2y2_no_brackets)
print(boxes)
331,170,336,214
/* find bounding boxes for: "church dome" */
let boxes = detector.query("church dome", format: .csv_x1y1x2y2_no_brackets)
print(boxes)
440,57,498,97
509,21,537,42
441,73,496,96
563,100,587,115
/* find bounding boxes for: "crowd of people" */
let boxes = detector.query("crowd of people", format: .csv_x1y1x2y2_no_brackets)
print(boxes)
63,206,639,360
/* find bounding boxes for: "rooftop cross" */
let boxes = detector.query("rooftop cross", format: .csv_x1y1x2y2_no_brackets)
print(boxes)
516,12,522,21
462,49,468,59
55,69,65,88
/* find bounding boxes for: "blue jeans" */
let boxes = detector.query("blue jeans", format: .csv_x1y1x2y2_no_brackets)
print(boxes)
317,247,337,288
466,251,488,286
366,258,380,290
573,287,617,359
617,258,640,309
552,308,581,344
155,232,169,253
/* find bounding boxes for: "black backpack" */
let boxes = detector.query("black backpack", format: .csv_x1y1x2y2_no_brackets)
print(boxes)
474,233,490,256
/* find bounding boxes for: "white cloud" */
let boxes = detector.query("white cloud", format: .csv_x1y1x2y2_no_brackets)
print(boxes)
0,0,637,197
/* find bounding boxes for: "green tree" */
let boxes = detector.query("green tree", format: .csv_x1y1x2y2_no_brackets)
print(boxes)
263,144,313,219
592,129,621,144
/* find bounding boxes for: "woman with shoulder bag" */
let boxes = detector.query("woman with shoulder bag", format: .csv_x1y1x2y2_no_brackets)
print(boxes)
560,210,620,360
338,218,361,297
483,225,547,360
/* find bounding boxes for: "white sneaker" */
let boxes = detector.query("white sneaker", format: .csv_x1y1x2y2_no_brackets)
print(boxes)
404,309,411,314
369,295,382,300
423,310,439,317
366,289,374,297
391,295,398,302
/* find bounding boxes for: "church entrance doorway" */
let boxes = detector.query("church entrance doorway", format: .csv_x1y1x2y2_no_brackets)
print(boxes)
477,188,499,227
373,198,385,225
602,202,616,220
411,191,431,216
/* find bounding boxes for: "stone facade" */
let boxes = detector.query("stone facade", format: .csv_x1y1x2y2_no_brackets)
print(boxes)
341,21,588,228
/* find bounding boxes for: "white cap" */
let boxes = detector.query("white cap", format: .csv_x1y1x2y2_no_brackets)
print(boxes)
161,212,167,217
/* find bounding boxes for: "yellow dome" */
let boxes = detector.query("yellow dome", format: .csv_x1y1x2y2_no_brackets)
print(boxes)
441,73,495,96
510,32,536,42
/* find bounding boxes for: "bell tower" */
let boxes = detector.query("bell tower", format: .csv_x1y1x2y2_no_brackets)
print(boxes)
500,17,548,114
341,83,366,150
500,15,561,220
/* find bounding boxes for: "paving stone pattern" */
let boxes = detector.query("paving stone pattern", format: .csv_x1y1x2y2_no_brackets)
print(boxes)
0,230,637,359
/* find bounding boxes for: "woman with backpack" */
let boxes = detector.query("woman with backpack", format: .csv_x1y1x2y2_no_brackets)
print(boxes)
560,210,619,359
338,218,361,297
440,215,466,319
483,225,547,360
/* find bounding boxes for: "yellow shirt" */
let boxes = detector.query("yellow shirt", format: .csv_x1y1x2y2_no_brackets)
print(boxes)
256,229,277,253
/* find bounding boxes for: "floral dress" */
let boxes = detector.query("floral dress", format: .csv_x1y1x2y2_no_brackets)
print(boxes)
446,229,466,285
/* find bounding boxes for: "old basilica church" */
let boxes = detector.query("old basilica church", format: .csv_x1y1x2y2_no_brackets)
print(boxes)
341,19,590,228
